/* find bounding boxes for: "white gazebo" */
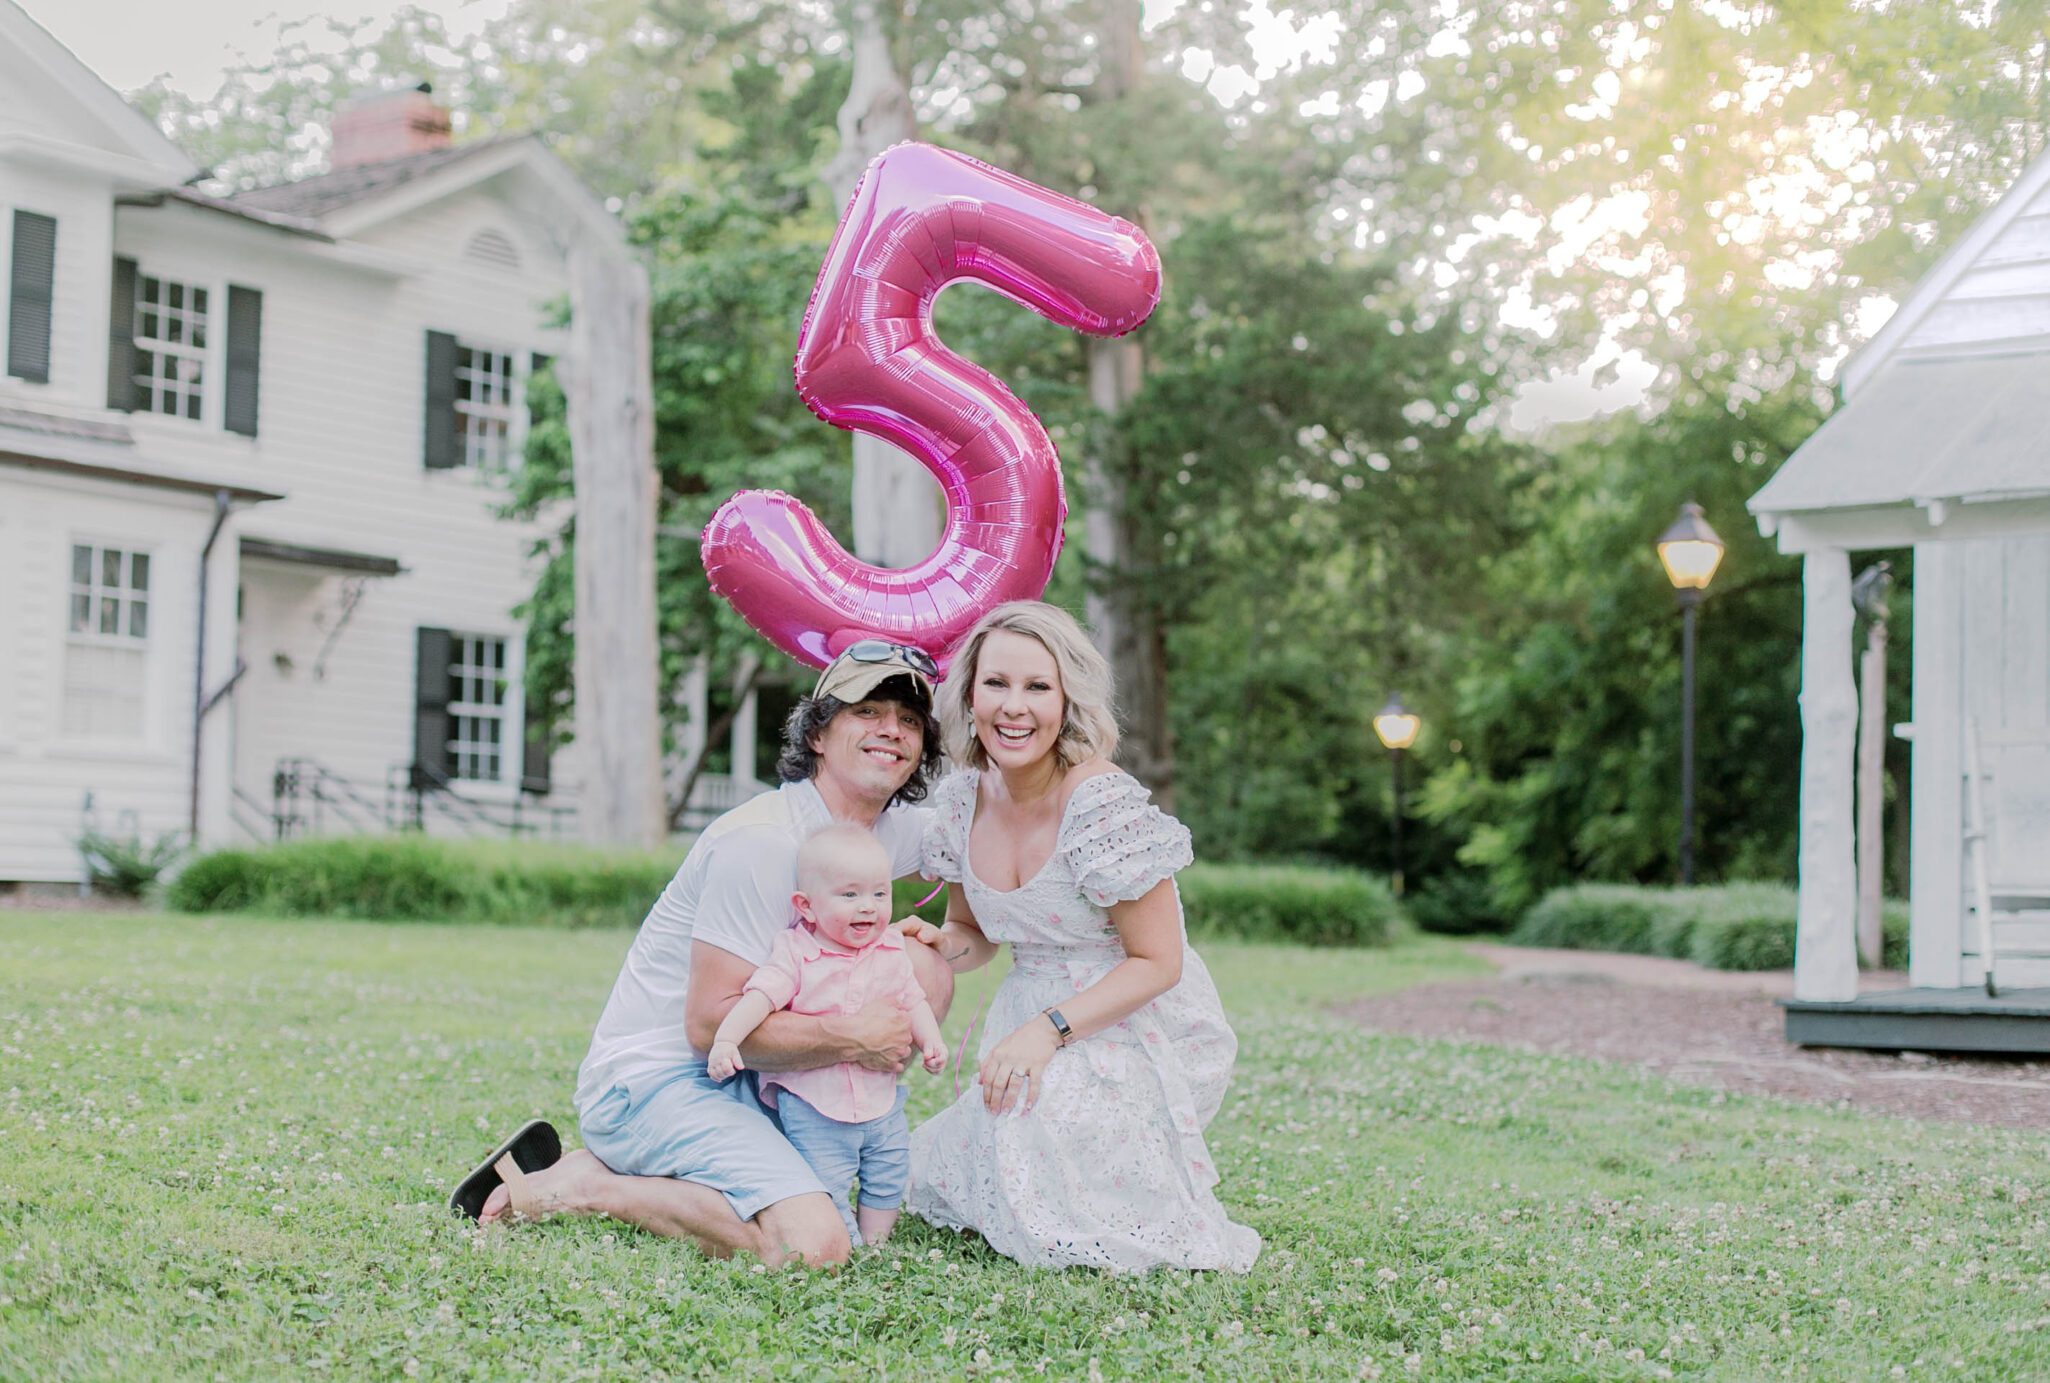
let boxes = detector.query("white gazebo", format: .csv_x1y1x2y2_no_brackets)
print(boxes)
1752,155,2050,1050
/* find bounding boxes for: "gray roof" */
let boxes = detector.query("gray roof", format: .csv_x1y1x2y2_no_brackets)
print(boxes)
118,187,331,239
1749,351,2050,516
227,136,522,221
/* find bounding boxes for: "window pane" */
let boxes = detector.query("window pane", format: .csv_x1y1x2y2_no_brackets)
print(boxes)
102,549,121,586
167,282,182,310
130,553,149,593
69,594,90,632
142,278,159,306
99,597,119,634
186,392,202,421
129,601,148,639
72,545,90,585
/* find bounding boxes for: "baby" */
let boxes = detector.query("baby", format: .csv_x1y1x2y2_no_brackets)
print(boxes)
707,822,948,1246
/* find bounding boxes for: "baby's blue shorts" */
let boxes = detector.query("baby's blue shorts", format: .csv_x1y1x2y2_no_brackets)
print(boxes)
775,1085,911,1244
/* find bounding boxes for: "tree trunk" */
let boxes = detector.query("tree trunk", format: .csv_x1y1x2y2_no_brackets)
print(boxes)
827,1,941,569
563,243,664,846
1080,0,1174,807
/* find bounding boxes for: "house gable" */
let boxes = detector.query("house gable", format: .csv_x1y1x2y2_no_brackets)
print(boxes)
1842,146,2050,397
0,1,197,185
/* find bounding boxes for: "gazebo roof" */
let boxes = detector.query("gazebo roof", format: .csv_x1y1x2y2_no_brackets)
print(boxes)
1748,349,2050,519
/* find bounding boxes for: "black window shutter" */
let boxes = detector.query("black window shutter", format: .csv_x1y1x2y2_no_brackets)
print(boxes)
223,285,262,437
106,256,138,410
7,210,56,383
423,330,459,469
412,626,455,789
520,684,552,795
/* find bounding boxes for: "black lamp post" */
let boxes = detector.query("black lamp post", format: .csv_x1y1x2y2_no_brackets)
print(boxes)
1656,502,1726,886
1373,694,1421,896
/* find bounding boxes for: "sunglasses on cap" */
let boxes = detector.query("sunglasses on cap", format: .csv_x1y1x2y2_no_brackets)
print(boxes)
840,639,939,679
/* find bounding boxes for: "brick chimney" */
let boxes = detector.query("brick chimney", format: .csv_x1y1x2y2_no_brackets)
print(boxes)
330,83,452,170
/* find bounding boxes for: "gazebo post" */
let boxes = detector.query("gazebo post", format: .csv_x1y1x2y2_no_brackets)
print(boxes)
1795,549,1860,1001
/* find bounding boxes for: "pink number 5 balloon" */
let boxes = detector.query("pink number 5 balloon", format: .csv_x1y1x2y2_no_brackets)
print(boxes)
700,142,1161,669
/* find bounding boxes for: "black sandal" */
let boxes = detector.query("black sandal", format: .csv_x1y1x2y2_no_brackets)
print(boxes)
448,1118,562,1220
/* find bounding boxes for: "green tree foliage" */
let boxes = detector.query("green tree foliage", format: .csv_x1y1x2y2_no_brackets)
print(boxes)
132,2,2037,895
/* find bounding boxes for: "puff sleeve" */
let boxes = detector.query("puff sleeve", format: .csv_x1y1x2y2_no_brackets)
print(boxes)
920,769,976,884
1061,771,1194,909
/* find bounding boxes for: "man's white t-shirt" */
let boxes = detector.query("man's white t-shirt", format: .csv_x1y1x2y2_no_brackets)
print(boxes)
574,779,929,1113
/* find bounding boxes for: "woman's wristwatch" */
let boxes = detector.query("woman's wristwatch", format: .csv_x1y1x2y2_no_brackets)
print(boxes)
1042,1007,1073,1046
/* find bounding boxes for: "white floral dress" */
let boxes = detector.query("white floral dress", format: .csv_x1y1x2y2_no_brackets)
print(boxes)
908,768,1261,1273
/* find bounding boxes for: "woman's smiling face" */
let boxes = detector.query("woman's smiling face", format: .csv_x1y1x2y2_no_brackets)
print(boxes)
972,629,1065,771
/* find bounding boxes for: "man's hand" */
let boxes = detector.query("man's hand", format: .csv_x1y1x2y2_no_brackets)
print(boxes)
706,1040,745,1082
832,998,915,1074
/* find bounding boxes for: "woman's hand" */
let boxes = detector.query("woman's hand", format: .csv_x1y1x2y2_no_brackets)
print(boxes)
979,1016,1059,1115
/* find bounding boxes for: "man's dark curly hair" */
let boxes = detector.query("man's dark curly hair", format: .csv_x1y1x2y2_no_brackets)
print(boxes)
774,677,944,806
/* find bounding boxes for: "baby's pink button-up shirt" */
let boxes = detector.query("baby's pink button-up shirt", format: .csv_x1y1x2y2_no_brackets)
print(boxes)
746,923,925,1123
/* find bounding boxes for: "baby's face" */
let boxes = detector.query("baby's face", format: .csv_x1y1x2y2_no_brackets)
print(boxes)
796,840,894,951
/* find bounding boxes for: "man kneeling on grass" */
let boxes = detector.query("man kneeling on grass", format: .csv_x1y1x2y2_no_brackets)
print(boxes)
452,643,953,1268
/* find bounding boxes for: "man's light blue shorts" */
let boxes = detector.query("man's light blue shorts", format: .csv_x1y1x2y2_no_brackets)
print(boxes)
577,1061,827,1223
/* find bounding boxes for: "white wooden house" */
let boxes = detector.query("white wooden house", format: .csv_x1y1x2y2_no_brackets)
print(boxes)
0,2,693,884
1751,148,2050,1048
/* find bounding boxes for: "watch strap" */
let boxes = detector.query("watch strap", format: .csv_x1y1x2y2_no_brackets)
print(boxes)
1043,1006,1073,1045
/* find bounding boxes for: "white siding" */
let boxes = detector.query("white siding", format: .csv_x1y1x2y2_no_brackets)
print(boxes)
111,194,576,842
0,157,116,412
0,173,603,879
0,468,223,880
1942,535,2050,987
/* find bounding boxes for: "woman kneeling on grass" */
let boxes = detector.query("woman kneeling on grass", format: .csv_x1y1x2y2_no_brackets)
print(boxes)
905,600,1261,1273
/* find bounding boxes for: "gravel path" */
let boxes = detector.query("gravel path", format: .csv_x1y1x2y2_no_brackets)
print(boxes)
1341,944,2050,1132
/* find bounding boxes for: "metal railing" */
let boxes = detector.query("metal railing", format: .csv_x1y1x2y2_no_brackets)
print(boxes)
388,761,579,840
264,757,578,841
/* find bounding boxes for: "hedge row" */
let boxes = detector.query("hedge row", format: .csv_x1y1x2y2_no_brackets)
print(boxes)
1511,882,1908,971
166,836,678,929
168,836,1403,946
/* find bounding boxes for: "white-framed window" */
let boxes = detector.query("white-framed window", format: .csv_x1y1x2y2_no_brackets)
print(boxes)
133,274,209,421
63,542,150,740
455,344,517,472
447,633,509,781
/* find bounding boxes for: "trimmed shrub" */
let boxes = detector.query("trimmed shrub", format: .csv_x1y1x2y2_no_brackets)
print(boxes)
1178,862,1405,947
1512,881,1911,972
1406,871,1512,936
1513,885,1665,954
172,837,1402,946
1684,885,1800,971
168,836,675,928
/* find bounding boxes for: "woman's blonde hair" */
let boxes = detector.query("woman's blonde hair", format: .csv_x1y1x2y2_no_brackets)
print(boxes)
938,601,1119,771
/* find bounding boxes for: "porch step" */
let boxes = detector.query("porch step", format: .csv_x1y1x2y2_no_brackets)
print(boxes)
1783,986,2050,1054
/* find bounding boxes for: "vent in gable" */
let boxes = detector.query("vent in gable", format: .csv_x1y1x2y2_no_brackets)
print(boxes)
464,228,521,272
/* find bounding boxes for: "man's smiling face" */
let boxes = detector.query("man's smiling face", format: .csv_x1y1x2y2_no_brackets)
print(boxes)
810,694,924,811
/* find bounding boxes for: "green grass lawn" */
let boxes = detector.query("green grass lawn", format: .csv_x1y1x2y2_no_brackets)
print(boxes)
4,913,2047,1380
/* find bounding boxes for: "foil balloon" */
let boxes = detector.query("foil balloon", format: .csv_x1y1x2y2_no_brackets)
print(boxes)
700,142,1162,669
